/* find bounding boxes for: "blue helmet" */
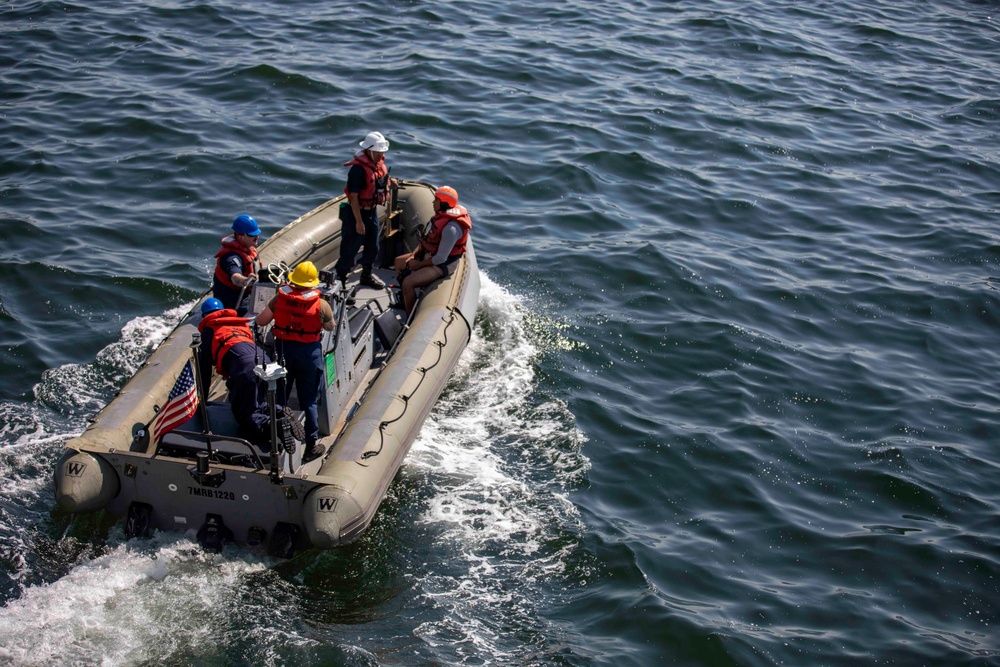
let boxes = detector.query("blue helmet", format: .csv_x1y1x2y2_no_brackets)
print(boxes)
201,298,224,316
232,214,260,236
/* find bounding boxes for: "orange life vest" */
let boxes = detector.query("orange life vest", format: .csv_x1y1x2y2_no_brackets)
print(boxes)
198,309,255,375
420,205,472,258
272,286,324,343
342,151,389,208
213,236,259,289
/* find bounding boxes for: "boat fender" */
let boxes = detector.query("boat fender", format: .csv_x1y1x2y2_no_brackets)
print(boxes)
302,486,364,549
53,449,120,514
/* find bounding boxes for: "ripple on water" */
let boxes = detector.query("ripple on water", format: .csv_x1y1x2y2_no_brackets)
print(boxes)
2,0,1000,663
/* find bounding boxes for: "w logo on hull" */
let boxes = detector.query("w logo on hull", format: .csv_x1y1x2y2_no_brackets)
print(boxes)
65,462,87,477
317,497,338,512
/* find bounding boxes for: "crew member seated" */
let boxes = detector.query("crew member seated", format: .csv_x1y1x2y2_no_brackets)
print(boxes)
393,185,472,314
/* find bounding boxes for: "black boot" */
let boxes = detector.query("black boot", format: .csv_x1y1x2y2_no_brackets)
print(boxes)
282,406,306,441
302,439,327,463
275,417,296,455
359,268,385,289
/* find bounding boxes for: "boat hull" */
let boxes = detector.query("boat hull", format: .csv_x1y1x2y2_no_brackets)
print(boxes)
54,181,479,553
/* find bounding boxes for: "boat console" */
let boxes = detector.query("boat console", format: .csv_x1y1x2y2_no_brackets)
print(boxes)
242,263,406,442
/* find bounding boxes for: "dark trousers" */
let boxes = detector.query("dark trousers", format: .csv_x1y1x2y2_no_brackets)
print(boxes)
276,339,323,443
222,343,271,443
335,206,379,277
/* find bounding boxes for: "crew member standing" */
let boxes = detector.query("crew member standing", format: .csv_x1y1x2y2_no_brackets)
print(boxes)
334,131,396,289
255,261,335,463
393,186,472,314
213,214,261,313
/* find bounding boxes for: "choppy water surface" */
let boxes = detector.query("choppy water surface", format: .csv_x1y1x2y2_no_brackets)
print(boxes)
2,0,999,665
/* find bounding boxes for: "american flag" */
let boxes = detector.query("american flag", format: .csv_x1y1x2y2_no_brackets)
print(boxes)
150,361,199,443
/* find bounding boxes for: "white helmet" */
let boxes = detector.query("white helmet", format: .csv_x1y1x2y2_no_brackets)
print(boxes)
359,131,389,152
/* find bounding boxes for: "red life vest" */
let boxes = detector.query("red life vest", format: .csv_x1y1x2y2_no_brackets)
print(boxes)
342,151,389,208
198,309,255,375
213,236,259,290
272,286,324,343
420,205,472,258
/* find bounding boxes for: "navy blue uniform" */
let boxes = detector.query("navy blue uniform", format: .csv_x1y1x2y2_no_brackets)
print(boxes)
221,341,271,443
212,252,248,312
335,164,380,278
199,333,272,446
275,339,323,446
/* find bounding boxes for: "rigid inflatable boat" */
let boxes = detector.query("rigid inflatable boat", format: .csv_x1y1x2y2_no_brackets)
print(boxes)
53,181,479,556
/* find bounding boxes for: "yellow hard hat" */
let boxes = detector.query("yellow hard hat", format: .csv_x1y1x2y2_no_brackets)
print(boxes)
288,261,320,288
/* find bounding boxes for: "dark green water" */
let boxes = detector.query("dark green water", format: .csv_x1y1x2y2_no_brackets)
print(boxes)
1,1,999,665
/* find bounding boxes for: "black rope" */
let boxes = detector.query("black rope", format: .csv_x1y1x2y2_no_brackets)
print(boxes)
356,310,458,464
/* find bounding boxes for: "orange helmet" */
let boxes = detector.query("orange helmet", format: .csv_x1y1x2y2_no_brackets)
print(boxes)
434,186,458,208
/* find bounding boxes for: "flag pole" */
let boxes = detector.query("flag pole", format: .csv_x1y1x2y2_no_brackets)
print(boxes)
190,332,214,460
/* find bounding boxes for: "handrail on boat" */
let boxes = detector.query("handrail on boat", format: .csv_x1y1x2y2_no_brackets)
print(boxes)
155,430,266,471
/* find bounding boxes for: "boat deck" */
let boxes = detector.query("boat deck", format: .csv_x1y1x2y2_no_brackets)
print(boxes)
174,263,410,476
